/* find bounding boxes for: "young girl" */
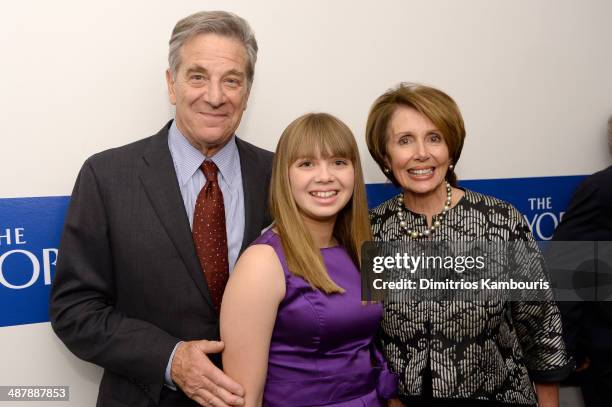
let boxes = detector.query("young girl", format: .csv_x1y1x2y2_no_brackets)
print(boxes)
221,113,397,406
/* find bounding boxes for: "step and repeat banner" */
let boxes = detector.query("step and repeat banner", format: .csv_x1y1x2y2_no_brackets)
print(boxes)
0,175,586,329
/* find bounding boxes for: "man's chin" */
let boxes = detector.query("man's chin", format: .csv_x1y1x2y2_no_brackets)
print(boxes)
196,132,233,145
191,132,234,156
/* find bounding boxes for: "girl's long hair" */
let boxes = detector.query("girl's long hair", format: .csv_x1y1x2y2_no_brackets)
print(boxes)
270,113,372,294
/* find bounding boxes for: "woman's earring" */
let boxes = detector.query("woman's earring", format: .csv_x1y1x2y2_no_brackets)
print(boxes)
383,167,390,174
448,164,454,171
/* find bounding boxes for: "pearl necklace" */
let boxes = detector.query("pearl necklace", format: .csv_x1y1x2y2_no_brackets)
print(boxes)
396,181,452,239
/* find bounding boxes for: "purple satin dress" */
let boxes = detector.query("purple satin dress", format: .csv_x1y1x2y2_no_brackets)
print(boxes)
253,230,397,406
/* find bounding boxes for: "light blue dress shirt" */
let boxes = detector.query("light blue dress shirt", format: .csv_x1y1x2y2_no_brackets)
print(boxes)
168,121,245,271
164,120,246,389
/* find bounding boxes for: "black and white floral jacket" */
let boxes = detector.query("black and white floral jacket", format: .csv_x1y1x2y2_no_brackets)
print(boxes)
370,189,573,405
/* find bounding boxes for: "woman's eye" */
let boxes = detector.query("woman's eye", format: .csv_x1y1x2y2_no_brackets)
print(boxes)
333,159,349,166
430,133,442,142
398,136,411,145
298,160,313,167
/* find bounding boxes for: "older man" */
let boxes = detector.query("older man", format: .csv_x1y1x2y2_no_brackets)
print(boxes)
50,11,273,407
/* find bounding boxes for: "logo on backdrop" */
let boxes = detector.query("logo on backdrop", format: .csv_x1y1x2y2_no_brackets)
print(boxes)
0,197,69,327
0,227,57,289
524,196,565,241
0,175,586,327
459,176,584,241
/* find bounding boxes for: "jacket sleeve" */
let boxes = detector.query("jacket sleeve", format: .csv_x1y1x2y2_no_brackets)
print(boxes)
49,159,179,402
508,209,574,382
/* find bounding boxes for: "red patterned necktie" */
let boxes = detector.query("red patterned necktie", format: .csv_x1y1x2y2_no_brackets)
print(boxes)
192,160,229,313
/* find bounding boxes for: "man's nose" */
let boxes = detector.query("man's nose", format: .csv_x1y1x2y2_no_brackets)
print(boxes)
204,81,225,107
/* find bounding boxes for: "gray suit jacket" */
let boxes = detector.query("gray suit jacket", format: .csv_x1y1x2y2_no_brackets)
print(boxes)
50,121,273,406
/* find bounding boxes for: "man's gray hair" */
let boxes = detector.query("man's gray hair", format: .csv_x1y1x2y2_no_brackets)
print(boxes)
168,11,258,88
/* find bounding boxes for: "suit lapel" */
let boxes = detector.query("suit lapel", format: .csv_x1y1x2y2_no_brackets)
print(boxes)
139,123,214,309
237,138,268,253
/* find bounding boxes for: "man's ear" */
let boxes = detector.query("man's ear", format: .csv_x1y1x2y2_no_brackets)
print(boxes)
165,69,177,106
243,86,251,111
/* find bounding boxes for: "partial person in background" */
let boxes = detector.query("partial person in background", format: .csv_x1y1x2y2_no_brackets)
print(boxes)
366,83,572,406
50,11,273,407
221,113,397,406
552,115,612,407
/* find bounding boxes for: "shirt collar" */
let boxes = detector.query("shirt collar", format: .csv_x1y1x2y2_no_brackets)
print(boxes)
168,121,240,187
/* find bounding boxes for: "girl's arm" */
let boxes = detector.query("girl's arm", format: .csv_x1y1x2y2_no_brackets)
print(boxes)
220,244,285,407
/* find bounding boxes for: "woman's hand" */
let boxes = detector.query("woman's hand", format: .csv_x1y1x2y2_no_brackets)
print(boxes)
576,356,591,372
534,382,559,407
387,398,406,407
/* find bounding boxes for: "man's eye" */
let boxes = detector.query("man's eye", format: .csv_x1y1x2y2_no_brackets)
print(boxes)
189,74,206,83
225,78,241,87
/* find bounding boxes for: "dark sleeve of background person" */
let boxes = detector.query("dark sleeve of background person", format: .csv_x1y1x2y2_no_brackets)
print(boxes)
551,166,612,372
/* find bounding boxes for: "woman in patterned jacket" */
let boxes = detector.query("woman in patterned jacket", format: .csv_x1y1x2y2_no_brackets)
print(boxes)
365,83,572,407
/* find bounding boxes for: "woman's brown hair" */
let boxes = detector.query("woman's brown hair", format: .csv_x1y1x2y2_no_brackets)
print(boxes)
366,82,466,187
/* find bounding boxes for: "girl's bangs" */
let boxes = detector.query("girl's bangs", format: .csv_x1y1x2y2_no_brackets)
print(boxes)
288,121,355,163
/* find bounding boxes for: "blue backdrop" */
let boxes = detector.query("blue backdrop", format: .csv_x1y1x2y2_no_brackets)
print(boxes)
0,175,586,327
